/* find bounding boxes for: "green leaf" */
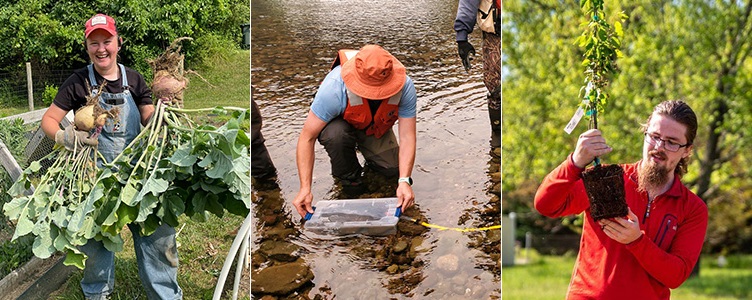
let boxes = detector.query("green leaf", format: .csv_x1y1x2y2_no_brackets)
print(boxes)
51,207,69,228
614,21,623,39
205,193,224,217
101,234,124,253
3,196,30,220
144,177,169,196
115,204,139,231
80,217,98,240
137,194,160,222
140,214,162,236
189,191,208,221
69,185,104,232
32,227,55,258
54,230,70,251
200,180,227,194
64,249,87,270
28,161,42,172
13,216,34,241
202,150,233,179
158,195,185,227
169,145,198,167
121,181,140,206
222,197,250,217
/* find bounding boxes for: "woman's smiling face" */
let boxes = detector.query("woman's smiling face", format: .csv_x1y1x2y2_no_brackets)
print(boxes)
86,30,119,73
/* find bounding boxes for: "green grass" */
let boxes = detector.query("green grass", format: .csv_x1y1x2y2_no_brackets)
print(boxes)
503,250,752,300
37,49,251,299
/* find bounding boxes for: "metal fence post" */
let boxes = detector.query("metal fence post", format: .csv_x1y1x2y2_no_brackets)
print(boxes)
26,62,34,111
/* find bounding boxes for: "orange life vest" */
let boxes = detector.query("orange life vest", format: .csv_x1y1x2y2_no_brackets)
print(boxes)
332,49,402,138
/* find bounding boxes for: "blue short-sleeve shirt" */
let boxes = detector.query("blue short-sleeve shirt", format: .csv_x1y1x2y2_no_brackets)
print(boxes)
311,66,417,123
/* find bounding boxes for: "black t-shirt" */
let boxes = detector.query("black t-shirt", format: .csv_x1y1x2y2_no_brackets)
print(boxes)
53,65,153,112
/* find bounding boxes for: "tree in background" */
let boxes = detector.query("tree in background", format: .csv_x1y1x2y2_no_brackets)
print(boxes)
503,0,752,254
0,0,249,77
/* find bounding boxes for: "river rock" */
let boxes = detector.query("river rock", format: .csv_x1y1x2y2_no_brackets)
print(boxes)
386,264,399,274
409,236,424,258
393,239,409,253
397,219,427,236
259,240,300,262
489,171,500,183
487,229,501,244
262,214,278,225
262,226,296,240
251,261,314,295
436,254,459,273
492,148,501,159
490,182,500,195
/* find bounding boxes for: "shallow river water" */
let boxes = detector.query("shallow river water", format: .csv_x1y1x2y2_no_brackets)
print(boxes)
250,0,500,298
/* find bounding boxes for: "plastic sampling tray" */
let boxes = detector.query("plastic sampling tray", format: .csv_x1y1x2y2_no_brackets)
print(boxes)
304,197,401,236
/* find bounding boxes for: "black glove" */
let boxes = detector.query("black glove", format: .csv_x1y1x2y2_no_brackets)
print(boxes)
55,125,98,151
457,40,476,72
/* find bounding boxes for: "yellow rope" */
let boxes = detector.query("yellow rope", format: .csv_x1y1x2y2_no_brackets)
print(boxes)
400,216,501,232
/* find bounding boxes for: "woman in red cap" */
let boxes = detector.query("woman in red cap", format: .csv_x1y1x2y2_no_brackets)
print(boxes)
292,45,418,219
40,13,182,300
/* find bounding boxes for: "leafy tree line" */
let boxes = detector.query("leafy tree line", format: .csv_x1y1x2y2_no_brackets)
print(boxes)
503,0,752,254
0,0,249,79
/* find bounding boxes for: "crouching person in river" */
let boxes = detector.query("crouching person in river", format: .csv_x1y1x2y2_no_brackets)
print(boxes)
292,45,417,218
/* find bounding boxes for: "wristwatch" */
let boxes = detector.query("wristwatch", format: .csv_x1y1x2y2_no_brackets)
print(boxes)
398,177,413,186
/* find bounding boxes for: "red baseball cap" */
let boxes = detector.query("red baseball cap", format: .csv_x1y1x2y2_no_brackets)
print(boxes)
85,14,118,38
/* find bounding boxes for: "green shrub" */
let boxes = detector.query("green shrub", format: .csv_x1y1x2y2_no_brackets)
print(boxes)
0,235,34,278
0,118,34,277
0,0,250,74
42,84,58,106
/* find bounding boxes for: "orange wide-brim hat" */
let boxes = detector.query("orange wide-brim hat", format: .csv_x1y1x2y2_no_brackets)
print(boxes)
341,45,406,100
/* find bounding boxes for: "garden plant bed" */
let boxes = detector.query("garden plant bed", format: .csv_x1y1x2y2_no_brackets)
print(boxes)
0,254,73,299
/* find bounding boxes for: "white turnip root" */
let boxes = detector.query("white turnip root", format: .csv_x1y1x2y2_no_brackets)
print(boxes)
74,82,119,133
74,105,108,131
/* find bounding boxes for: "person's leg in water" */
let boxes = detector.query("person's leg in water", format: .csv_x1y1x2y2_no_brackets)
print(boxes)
357,127,400,179
251,99,278,189
482,31,501,150
318,117,366,196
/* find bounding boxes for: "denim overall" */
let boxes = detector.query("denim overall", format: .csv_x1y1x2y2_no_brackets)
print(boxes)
80,64,183,300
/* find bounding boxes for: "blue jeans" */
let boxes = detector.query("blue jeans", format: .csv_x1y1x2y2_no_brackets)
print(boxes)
80,223,183,299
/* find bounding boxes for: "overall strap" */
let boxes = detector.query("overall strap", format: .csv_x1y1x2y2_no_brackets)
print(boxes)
118,64,129,87
87,64,129,93
87,64,98,91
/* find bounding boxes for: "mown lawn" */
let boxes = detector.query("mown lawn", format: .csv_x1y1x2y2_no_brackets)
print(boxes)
0,49,252,299
503,250,752,300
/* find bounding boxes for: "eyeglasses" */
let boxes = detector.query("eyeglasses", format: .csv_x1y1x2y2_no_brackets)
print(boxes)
644,133,690,152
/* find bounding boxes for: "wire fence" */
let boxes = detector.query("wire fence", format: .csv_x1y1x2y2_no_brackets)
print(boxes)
0,64,75,110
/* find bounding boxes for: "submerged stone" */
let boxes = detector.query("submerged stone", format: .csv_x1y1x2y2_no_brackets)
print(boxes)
251,261,314,295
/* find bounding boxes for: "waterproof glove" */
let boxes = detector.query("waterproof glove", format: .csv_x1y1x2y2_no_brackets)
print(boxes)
457,40,476,72
54,125,98,151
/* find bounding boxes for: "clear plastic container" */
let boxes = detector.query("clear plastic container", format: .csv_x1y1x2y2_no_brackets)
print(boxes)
304,197,400,236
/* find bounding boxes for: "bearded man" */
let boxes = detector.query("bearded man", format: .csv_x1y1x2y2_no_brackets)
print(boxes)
534,100,708,300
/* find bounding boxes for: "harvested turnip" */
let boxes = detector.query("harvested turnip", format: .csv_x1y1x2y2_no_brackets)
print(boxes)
74,82,119,132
